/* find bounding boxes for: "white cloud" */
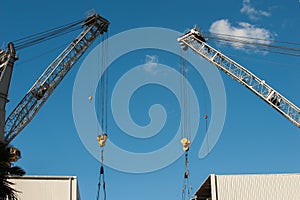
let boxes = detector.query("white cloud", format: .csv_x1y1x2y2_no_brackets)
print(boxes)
241,0,270,20
209,19,272,50
143,55,159,74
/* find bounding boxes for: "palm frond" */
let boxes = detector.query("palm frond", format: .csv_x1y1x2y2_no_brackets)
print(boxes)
0,142,25,200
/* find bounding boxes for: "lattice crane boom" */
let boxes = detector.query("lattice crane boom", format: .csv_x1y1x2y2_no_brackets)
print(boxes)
178,29,300,128
3,13,109,143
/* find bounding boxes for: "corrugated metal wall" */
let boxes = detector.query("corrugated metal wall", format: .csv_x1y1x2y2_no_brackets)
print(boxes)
214,174,300,200
9,176,80,200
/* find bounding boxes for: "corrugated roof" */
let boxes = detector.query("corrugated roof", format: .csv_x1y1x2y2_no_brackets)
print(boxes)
194,173,300,200
8,175,81,200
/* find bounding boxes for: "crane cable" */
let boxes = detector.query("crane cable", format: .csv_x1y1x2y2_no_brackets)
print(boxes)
204,114,209,154
180,49,191,151
12,18,86,50
202,31,300,57
180,49,193,200
96,32,109,200
182,152,193,200
96,148,107,200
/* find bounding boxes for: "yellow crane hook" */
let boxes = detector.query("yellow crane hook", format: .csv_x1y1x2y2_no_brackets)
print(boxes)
97,133,108,147
181,137,191,152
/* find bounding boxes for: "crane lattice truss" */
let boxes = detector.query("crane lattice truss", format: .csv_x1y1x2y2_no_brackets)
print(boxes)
178,29,300,128
4,14,109,143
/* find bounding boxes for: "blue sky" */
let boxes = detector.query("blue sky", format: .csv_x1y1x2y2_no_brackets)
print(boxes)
1,0,300,199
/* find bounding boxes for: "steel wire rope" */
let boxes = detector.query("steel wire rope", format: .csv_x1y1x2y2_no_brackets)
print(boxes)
204,32,300,56
14,25,82,50
226,52,299,67
203,32,300,56
15,26,82,50
96,35,102,200
12,19,84,43
96,32,108,200
104,33,109,134
13,18,85,50
204,31,300,46
209,39,300,57
179,49,194,200
15,42,69,66
180,49,184,140
208,38,300,56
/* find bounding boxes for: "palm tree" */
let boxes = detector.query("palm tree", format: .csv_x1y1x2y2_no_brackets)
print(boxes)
0,142,25,200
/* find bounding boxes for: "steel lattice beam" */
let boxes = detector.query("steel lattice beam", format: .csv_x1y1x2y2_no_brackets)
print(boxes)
178,29,300,128
4,14,109,143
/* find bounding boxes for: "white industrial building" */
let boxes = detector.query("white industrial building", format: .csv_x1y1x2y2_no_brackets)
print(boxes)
193,173,300,200
9,176,80,200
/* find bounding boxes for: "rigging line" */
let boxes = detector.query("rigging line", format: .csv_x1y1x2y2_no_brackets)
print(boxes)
181,50,188,140
12,18,84,43
204,31,300,46
187,69,191,140
206,37,300,55
180,49,184,139
180,49,193,200
207,40,300,56
104,34,107,133
96,150,107,200
14,24,81,46
104,33,109,133
181,153,188,200
204,115,209,155
15,26,82,50
181,181,186,200
98,34,104,133
14,28,82,50
102,34,106,133
96,36,101,135
244,45,300,56
182,151,193,200
179,49,191,151
251,47,300,56
14,42,69,66
183,61,186,139
228,53,300,67
187,173,193,199
207,37,300,53
96,33,108,200
96,165,102,200
14,23,81,47
103,34,109,133
100,34,107,133
208,32,300,56
183,62,189,140
206,34,300,51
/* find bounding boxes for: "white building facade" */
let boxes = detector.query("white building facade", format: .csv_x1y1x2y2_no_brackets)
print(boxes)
194,173,300,200
9,176,80,200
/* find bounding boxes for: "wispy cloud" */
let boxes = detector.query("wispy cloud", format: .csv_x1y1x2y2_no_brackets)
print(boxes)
241,0,270,20
209,19,272,50
143,55,160,75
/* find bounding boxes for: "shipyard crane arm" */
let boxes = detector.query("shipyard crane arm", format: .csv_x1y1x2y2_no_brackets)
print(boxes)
3,13,109,143
178,28,300,128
